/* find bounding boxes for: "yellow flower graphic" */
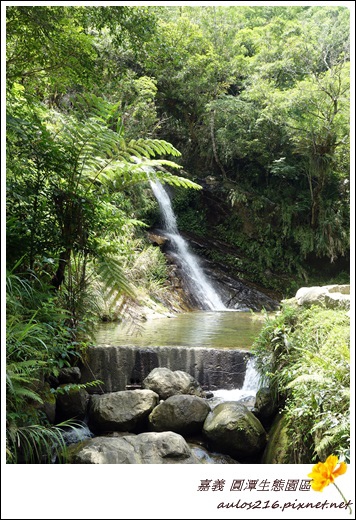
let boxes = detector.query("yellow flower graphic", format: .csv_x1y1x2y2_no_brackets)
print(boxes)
308,454,347,491
308,455,351,515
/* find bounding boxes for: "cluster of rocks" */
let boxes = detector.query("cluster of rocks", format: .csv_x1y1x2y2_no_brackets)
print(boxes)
47,284,350,464
53,367,278,464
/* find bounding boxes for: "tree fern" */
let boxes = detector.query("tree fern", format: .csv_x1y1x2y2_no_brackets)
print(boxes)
313,416,350,463
95,255,136,305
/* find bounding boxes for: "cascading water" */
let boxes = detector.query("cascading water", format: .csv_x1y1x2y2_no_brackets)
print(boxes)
62,423,93,445
150,180,226,311
210,357,262,407
240,357,262,391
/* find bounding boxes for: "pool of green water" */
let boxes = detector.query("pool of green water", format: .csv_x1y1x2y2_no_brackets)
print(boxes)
94,310,267,350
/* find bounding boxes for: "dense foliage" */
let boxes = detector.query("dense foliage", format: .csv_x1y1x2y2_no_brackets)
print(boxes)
253,304,350,463
6,6,199,462
142,6,350,292
6,5,350,463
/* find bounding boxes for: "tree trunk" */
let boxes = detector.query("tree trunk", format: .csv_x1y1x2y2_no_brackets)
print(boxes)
51,248,71,289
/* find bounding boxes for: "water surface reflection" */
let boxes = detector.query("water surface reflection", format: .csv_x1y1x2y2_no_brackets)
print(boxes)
94,311,266,350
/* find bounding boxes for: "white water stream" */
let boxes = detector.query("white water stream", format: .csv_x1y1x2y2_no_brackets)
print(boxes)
150,180,226,311
211,357,262,407
150,180,262,406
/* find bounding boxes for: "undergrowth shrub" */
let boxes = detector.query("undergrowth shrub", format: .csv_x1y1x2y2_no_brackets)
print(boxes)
252,304,350,463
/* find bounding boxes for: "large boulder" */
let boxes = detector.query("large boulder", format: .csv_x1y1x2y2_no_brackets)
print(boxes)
88,390,159,433
142,367,205,399
253,387,278,425
69,431,200,464
295,285,350,310
148,395,210,434
203,402,267,461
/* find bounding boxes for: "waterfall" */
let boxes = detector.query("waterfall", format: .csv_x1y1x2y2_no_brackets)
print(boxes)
150,180,226,311
241,357,261,391
210,357,261,407
62,423,93,445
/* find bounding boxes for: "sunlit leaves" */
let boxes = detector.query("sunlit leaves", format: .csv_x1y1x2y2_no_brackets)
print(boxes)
253,305,350,462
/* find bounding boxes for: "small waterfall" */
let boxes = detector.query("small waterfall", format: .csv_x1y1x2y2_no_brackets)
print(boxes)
210,357,261,408
62,423,94,445
52,422,94,462
150,180,226,311
241,357,261,391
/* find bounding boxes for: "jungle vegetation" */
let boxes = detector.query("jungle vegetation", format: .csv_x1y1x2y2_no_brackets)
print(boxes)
5,5,350,463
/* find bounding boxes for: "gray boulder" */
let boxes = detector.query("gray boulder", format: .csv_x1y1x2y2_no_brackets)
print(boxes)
142,367,205,399
295,285,350,310
134,431,196,463
69,436,138,464
148,395,210,434
203,402,267,461
253,387,278,423
88,389,158,433
70,431,200,464
58,367,81,384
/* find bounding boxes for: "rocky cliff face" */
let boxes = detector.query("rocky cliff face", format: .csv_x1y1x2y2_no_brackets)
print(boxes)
148,229,280,312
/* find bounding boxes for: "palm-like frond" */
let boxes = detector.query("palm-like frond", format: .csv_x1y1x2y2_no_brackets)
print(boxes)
48,109,201,195
95,255,136,305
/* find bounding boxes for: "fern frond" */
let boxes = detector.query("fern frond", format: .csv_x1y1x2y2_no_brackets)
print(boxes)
286,373,327,389
48,109,189,195
158,173,202,190
132,138,181,158
51,379,103,396
95,255,136,304
8,384,44,404
314,417,350,460
127,143,152,159
135,159,182,170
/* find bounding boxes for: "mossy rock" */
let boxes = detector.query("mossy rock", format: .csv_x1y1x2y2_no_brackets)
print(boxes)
262,413,294,464
203,402,267,461
66,440,89,463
